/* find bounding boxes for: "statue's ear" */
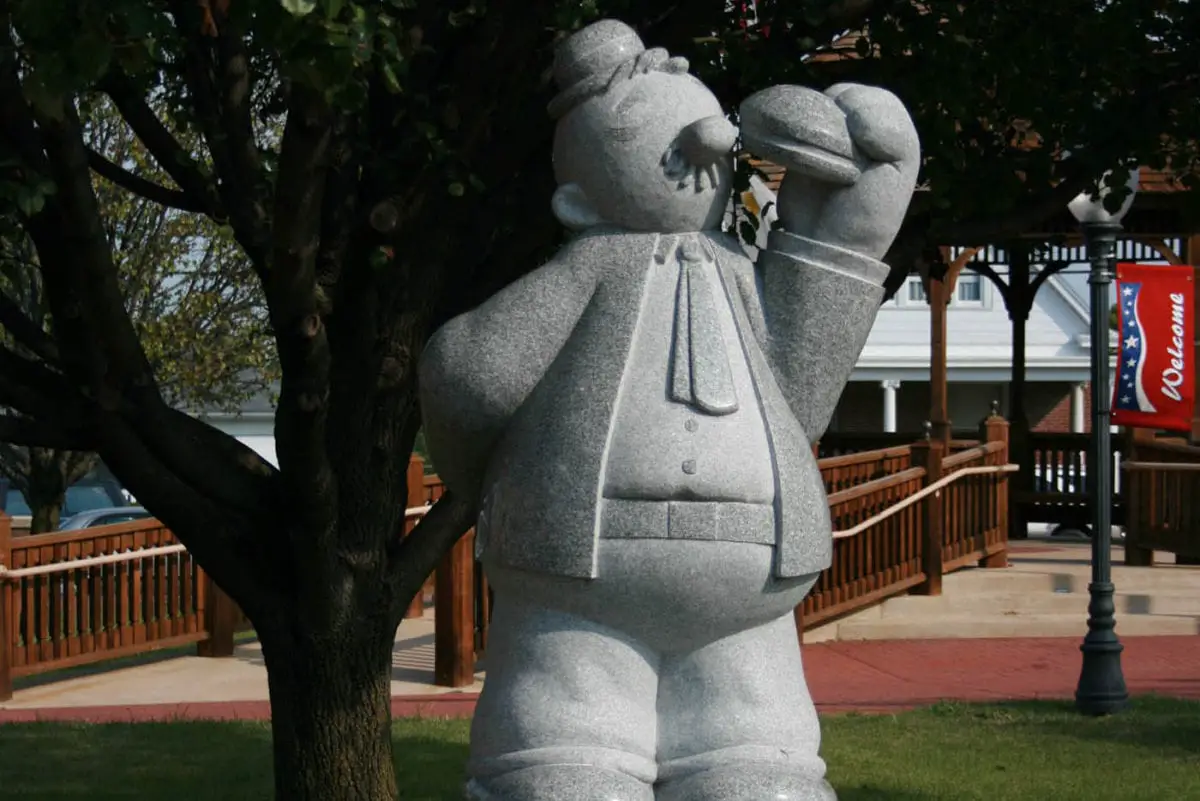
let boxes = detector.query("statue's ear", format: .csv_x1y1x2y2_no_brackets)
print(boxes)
552,183,604,231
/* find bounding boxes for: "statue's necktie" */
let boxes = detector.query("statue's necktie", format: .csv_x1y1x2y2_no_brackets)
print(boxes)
664,236,738,416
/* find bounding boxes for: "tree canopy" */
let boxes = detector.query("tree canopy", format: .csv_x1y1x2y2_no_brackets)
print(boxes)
0,1,1197,798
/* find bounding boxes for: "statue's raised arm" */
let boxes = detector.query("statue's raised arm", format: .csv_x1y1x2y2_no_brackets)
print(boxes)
740,83,921,441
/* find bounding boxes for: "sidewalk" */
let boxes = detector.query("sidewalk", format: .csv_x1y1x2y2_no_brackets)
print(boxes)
3,634,1197,723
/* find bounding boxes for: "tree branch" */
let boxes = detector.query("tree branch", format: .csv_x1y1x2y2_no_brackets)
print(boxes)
0,290,59,363
315,113,359,299
0,442,31,488
100,72,225,219
387,491,475,624
168,1,271,272
88,413,291,620
0,27,48,173
268,83,336,571
0,414,95,450
28,103,162,396
86,147,208,213
0,344,79,417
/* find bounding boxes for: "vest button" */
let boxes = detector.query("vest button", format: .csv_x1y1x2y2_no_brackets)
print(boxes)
682,459,697,475
685,418,698,432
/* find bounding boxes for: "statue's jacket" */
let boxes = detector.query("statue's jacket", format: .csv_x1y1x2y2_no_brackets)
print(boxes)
419,226,888,580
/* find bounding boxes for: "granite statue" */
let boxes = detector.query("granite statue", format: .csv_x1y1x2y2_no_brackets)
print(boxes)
419,18,920,801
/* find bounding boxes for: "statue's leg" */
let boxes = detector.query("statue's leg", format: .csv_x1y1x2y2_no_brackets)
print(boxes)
466,596,659,801
654,610,836,801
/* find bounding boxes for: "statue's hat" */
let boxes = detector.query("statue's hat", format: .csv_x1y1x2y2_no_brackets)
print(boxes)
548,20,645,119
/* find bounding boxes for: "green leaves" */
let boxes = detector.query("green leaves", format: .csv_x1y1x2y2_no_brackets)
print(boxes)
281,0,319,17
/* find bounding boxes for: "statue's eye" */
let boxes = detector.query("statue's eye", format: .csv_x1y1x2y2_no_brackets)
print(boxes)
612,85,654,130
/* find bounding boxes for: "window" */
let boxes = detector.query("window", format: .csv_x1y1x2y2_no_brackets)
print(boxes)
957,273,983,304
64,485,121,517
907,278,927,303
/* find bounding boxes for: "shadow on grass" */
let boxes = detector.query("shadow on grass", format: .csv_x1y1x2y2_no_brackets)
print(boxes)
0,719,275,800
996,694,1200,756
837,788,934,801
1,718,474,800
392,728,471,799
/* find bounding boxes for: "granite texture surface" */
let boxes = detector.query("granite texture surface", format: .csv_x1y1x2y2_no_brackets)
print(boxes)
419,17,920,801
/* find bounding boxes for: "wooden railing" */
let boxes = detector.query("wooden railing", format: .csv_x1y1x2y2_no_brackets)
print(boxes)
1123,443,1200,566
0,516,238,701
1012,431,1127,534
817,431,980,458
818,446,912,494
940,440,1010,572
801,417,1011,629
424,414,1013,686
802,466,927,627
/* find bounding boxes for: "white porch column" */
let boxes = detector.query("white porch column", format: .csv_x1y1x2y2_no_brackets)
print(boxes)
881,380,900,433
1069,382,1086,433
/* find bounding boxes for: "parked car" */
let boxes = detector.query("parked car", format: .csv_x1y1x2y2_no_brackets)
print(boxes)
58,506,153,530
1,479,128,518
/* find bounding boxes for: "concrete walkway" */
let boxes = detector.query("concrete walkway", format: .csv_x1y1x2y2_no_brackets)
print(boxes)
2,634,1198,722
1,611,483,711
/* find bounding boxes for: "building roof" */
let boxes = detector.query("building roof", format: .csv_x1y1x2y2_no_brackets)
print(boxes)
184,371,278,418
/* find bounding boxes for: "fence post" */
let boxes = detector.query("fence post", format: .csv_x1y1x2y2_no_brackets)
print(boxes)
0,513,12,701
980,406,1010,568
911,425,945,595
405,456,429,620
197,572,237,658
435,529,476,687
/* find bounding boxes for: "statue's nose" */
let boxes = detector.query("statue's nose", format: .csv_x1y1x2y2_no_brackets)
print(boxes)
678,115,738,166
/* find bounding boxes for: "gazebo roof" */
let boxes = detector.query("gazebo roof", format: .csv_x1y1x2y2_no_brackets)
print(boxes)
748,159,1186,198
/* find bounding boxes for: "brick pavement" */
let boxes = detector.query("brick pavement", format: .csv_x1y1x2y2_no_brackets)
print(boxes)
3,634,1196,724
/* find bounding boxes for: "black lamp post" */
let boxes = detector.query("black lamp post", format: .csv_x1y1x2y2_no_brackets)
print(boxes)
1067,169,1139,716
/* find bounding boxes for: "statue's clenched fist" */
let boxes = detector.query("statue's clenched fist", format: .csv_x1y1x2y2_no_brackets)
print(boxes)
740,83,920,260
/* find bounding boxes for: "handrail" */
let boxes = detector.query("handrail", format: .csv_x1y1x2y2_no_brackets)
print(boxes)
832,463,1018,540
818,445,911,468
1,506,433,578
1122,461,1200,472
942,441,1004,469
0,544,188,579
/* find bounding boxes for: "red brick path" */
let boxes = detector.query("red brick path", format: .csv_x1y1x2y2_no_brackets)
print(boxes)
2,635,1196,724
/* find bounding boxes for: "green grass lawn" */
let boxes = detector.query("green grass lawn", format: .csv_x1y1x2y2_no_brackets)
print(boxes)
2,696,1197,800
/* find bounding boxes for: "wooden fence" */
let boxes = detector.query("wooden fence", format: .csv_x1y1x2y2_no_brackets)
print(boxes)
1121,436,1200,567
0,418,1015,699
0,516,238,701
816,431,981,458
423,414,1014,687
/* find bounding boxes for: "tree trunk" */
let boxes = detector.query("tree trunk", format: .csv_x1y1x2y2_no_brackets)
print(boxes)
26,449,68,534
259,616,401,801
28,494,64,534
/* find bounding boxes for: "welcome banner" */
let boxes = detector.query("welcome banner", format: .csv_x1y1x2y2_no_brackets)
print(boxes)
1112,263,1195,432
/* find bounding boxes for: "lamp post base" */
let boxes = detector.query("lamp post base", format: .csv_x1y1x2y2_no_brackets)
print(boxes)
1075,581,1129,716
